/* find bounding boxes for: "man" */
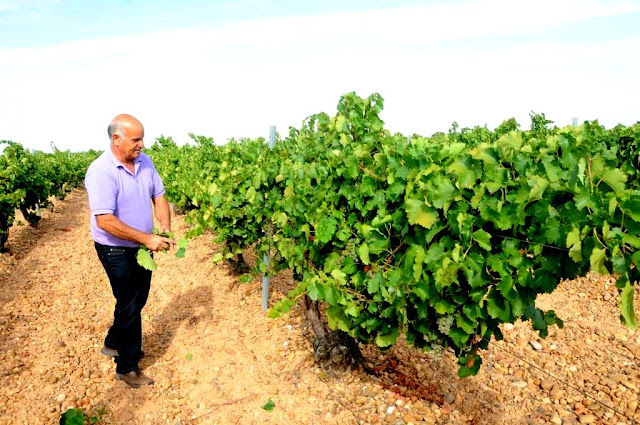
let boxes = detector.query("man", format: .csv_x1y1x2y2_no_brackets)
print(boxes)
85,114,174,388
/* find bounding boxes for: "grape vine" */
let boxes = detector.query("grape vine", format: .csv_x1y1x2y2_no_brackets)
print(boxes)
149,93,640,377
0,141,99,251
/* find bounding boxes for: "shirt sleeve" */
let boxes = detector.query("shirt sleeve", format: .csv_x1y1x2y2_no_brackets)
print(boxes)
84,165,117,215
150,160,166,199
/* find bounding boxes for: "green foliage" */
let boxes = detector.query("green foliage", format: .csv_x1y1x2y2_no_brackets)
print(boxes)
0,141,98,251
136,248,157,271
60,409,84,425
60,407,106,425
262,398,276,411
136,229,188,270
150,93,640,377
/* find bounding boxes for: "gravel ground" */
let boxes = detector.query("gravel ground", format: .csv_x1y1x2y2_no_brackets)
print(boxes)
0,189,638,425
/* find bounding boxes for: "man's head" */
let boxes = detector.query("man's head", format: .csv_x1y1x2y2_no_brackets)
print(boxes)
108,114,144,163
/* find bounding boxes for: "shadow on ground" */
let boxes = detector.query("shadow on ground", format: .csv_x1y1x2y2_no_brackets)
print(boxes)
141,285,215,369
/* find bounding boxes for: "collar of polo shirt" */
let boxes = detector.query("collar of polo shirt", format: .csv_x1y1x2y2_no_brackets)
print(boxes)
107,148,142,168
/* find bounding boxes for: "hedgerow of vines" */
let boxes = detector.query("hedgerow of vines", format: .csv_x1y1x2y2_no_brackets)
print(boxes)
0,141,99,250
149,93,639,376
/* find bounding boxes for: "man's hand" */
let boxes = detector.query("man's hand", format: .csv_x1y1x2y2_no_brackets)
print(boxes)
145,234,176,252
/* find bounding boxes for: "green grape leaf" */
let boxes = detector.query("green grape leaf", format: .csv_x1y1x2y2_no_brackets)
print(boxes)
367,273,382,294
620,276,638,328
406,199,438,229
315,216,338,243
566,227,582,262
497,131,523,150
621,199,640,221
327,305,351,331
589,247,609,275
457,354,482,378
137,248,157,271
473,229,492,251
449,327,470,348
375,326,400,348
487,292,511,322
246,186,257,204
599,168,626,193
456,314,476,334
284,186,294,198
331,269,347,286
175,238,188,258
608,197,618,217
358,243,370,265
529,308,549,338
577,158,587,185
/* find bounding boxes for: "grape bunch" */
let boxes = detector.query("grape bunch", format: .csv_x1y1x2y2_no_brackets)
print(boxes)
337,239,357,268
342,239,356,257
273,250,283,263
430,343,444,361
437,315,454,335
264,222,275,235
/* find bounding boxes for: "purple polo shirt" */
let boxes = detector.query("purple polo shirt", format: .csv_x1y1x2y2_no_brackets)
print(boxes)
84,149,165,248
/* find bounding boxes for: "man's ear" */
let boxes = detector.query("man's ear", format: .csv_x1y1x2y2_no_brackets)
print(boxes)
112,134,120,146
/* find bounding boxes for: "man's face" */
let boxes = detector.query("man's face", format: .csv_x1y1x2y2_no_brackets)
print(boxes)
114,121,145,161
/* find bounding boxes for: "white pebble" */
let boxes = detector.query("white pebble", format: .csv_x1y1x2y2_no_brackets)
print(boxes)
529,341,543,351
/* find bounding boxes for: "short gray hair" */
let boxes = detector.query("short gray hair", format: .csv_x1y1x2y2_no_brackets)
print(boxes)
107,120,125,140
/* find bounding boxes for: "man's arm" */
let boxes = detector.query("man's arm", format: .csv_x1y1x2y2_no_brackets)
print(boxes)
152,195,171,234
96,214,173,251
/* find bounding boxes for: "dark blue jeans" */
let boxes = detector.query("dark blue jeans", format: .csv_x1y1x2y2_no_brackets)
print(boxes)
95,242,151,374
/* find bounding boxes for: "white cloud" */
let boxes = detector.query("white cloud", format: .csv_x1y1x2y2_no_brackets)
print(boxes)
0,0,639,151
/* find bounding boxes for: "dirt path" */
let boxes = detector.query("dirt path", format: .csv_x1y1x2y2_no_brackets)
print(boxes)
0,190,638,425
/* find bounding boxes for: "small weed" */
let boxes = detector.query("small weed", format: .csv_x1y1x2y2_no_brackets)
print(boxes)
262,398,275,411
60,406,106,424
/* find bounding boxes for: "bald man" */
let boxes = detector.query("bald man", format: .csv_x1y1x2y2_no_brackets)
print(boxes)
85,114,173,388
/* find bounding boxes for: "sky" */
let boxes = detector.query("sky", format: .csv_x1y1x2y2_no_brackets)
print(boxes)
1,0,639,152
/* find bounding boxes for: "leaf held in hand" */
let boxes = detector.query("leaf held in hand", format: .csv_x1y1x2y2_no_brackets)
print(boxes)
137,248,157,271
175,238,188,258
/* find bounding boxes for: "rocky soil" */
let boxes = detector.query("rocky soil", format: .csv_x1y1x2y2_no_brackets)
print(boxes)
0,189,638,425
